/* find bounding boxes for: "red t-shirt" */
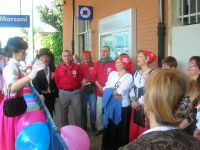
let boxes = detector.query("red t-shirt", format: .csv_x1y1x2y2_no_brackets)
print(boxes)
79,62,95,83
93,60,116,96
54,62,82,90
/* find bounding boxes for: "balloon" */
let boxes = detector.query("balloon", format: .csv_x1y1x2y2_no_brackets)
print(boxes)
25,98,37,103
60,125,90,150
16,122,50,150
26,102,41,112
17,109,46,135
23,93,34,99
23,87,32,94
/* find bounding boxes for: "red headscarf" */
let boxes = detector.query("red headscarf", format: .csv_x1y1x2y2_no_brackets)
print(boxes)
144,50,157,64
118,55,134,74
82,50,91,57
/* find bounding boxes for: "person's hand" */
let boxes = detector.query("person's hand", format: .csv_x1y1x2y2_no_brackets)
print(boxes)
40,94,45,101
29,60,45,80
113,90,122,100
99,86,103,92
82,79,87,85
131,101,140,109
179,119,191,129
194,129,200,140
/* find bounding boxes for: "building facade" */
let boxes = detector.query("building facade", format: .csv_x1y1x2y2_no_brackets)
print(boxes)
62,0,200,71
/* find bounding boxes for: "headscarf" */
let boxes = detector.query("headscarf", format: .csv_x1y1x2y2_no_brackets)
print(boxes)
82,50,91,57
144,50,157,64
118,55,134,74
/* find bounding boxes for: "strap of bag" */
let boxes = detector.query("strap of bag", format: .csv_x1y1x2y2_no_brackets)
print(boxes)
114,73,127,88
6,83,12,99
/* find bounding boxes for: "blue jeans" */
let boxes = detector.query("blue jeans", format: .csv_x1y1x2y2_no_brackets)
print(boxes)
81,92,97,128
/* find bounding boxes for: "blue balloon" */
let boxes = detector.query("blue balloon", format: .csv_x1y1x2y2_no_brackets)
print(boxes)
15,122,50,150
23,94,34,99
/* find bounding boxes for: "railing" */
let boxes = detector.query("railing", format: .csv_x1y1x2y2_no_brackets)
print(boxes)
31,87,68,150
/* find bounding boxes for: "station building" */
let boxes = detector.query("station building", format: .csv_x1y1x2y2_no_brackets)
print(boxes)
62,0,200,71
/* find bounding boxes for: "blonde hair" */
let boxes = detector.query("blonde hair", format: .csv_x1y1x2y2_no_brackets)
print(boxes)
144,69,194,125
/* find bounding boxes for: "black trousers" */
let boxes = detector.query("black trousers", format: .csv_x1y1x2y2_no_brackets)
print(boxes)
43,93,56,117
102,106,132,150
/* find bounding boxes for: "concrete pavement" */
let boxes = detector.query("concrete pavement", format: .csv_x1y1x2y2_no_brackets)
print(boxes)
53,99,102,150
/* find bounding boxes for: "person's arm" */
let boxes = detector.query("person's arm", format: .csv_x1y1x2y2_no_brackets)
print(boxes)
11,60,45,93
11,75,31,92
95,81,103,92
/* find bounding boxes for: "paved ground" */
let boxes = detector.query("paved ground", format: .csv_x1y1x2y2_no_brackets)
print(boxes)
53,99,102,150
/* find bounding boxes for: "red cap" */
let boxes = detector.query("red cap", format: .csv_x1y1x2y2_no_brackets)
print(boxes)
82,50,91,57
144,50,157,64
118,55,134,74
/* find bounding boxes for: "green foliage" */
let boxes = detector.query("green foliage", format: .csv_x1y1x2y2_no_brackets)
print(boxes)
41,32,63,65
37,1,63,32
37,0,63,65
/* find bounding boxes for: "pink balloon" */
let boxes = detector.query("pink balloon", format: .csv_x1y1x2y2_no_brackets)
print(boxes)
60,125,90,150
17,109,46,135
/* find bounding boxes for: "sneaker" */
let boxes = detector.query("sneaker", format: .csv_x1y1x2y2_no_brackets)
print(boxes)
94,130,103,136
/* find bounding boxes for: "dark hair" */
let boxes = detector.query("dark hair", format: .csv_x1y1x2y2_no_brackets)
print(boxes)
4,37,28,58
189,56,200,89
162,56,178,68
102,46,110,52
37,48,51,59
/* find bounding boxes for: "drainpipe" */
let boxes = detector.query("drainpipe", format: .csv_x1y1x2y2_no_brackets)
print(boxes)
72,0,75,55
157,0,165,67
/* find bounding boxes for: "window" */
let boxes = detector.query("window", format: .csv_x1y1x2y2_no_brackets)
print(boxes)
78,20,91,52
100,30,129,59
74,18,92,55
177,0,200,25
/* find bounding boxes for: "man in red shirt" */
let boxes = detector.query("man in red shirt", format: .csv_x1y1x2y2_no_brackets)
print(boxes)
54,50,82,127
93,46,116,135
80,50,96,131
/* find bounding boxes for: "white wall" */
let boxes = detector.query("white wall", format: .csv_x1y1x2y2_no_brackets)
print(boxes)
171,24,200,73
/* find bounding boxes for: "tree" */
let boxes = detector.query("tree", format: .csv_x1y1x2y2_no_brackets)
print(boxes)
37,0,63,64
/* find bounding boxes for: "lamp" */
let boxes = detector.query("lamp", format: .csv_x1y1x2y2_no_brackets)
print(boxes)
60,0,66,6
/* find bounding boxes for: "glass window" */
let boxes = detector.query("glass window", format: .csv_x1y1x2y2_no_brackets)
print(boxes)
198,0,200,12
100,31,129,59
183,0,188,15
198,15,200,23
178,0,200,25
190,0,196,14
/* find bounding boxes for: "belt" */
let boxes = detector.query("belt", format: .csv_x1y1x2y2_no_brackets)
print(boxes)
60,88,77,91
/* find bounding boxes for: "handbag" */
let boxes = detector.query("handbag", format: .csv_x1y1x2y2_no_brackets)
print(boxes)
3,84,27,117
133,106,146,127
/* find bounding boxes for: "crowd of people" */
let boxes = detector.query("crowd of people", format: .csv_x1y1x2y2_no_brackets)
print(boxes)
0,36,200,150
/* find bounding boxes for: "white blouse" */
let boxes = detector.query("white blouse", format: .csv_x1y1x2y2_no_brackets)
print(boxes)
142,126,179,135
3,58,23,97
129,70,150,105
104,71,133,107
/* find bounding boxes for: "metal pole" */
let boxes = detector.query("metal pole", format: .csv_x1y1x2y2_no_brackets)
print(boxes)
19,0,21,15
157,0,165,67
28,0,34,62
71,0,75,54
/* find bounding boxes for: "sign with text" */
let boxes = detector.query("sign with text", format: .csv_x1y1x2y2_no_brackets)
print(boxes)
78,5,93,20
0,15,30,27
